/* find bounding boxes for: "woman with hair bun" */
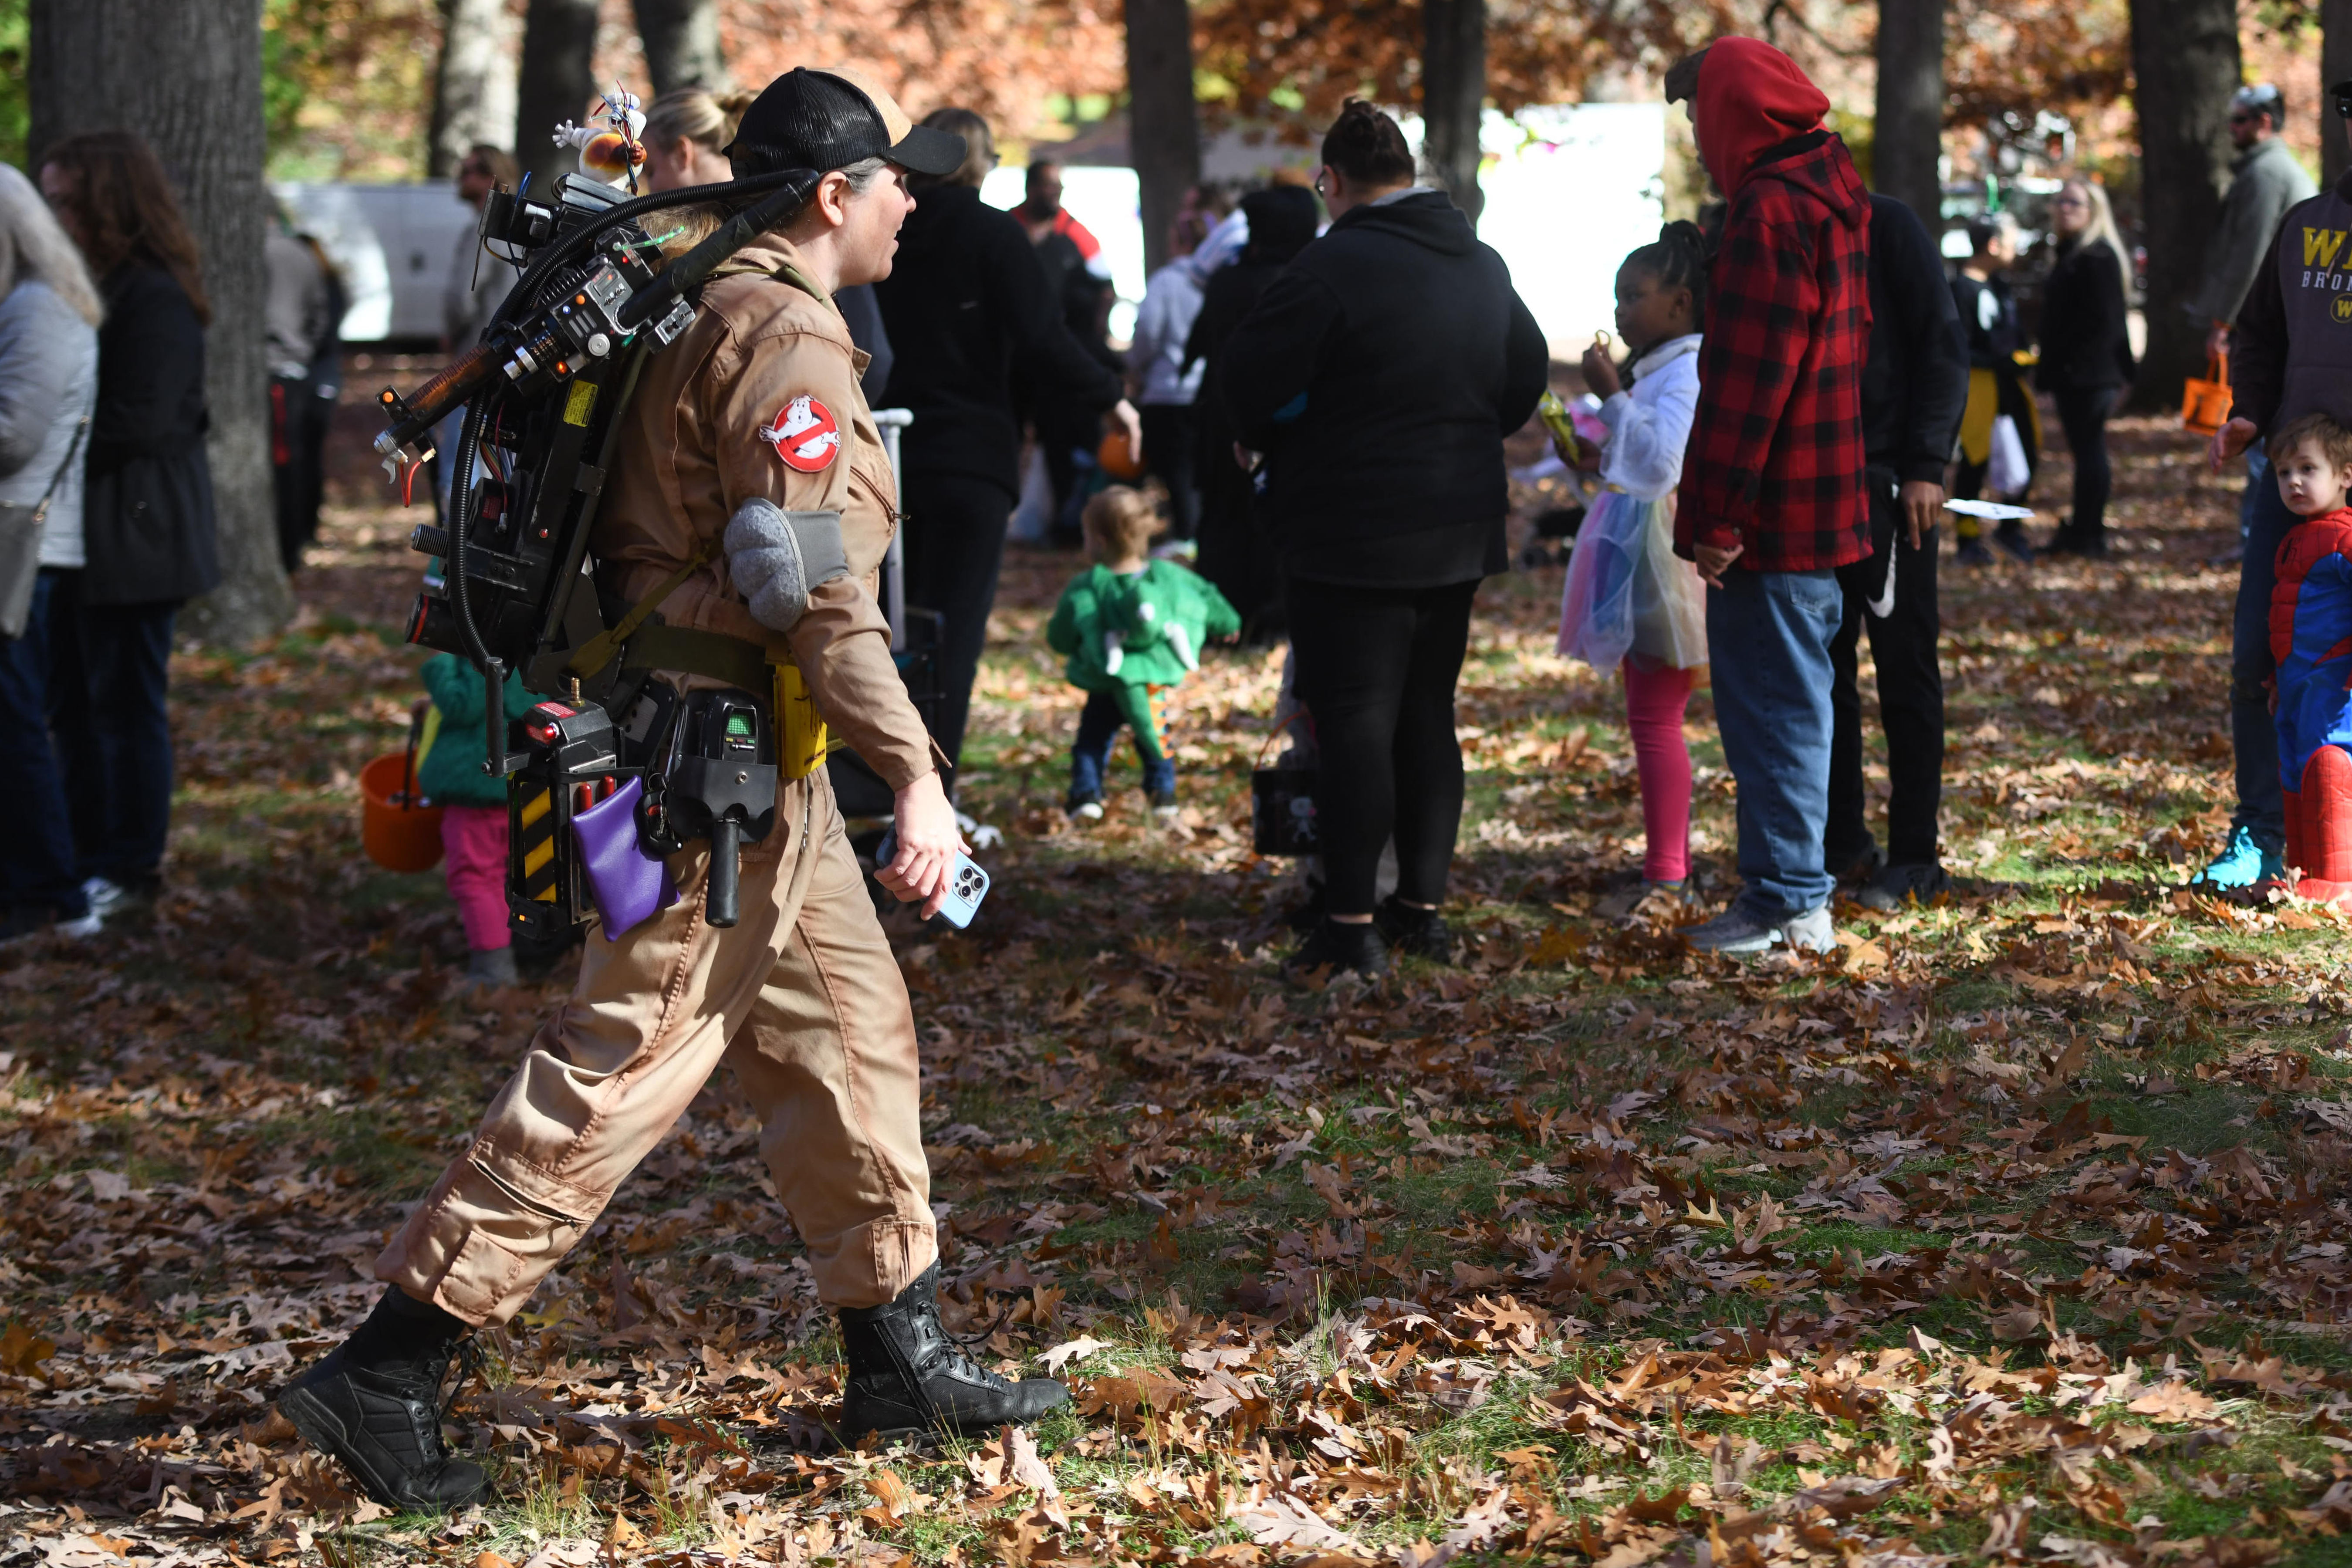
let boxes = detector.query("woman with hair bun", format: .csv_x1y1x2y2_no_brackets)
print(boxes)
1222,98,1549,978
641,85,757,191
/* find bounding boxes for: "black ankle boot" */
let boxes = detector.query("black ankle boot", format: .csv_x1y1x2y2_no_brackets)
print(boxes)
838,1265,1069,1443
1373,896,1455,962
277,1288,489,1509
1285,916,1390,977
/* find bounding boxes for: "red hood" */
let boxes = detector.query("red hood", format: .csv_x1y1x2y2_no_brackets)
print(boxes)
1694,37,1831,199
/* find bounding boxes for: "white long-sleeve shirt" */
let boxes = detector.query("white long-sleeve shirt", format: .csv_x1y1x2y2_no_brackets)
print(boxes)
1127,257,1207,406
1595,332,1700,502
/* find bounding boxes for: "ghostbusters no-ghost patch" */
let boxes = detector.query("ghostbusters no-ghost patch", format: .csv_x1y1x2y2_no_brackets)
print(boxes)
758,395,840,472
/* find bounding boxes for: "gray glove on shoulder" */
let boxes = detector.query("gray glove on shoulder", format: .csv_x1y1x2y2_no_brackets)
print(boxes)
724,499,849,632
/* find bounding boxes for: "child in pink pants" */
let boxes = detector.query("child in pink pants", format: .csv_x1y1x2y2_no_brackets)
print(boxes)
1556,226,1710,898
439,808,510,960
416,652,533,987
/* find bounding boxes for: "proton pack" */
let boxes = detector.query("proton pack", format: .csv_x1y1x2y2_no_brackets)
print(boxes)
376,89,820,935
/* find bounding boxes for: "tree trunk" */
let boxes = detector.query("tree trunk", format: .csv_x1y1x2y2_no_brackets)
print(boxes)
1422,0,1487,226
2127,0,2240,411
428,0,521,178
1872,0,1944,222
2326,0,2352,188
633,0,729,97
1125,0,1200,277
517,0,601,193
29,0,288,646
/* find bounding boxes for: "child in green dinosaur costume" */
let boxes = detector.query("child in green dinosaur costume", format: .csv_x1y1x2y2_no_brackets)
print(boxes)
1047,487,1240,819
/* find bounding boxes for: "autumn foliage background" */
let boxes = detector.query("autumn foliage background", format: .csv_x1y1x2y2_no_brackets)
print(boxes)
62,0,2299,195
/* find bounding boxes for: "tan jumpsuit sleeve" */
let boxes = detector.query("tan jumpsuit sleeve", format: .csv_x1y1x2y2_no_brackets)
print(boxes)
704,318,939,791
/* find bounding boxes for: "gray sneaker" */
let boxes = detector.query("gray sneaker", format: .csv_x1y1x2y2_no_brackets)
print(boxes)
1779,905,1837,953
1683,903,1836,956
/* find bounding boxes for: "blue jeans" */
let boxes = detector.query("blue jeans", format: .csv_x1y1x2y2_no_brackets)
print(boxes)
46,571,178,883
2239,449,2271,537
1069,688,1175,801
2231,466,2294,846
0,571,88,916
1707,567,1843,920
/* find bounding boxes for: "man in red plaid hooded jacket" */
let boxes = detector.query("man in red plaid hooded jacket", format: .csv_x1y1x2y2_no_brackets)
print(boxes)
1665,37,1875,958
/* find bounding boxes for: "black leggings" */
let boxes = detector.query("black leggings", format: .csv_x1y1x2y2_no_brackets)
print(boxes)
1287,575,1479,915
2053,383,2118,544
899,467,1017,774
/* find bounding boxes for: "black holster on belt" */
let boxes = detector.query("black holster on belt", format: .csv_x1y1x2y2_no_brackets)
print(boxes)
635,685,777,928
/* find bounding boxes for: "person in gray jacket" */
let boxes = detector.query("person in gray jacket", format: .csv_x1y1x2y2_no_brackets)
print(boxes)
2192,86,2316,359
0,162,103,943
2199,87,2317,560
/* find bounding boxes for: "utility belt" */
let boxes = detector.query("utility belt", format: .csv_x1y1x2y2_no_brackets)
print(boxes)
617,621,831,784
506,541,828,943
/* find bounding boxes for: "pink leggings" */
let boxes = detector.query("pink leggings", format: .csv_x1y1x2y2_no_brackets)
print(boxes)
441,804,510,951
1621,659,1696,883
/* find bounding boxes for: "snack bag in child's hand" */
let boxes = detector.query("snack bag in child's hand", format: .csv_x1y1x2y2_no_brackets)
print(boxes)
1538,390,1606,471
1536,389,1579,450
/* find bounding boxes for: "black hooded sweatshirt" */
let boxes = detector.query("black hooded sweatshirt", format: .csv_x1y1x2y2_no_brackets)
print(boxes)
1861,194,1969,485
872,183,1124,495
1221,189,1549,587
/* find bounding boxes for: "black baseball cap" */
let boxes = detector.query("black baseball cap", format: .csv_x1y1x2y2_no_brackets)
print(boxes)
723,66,965,179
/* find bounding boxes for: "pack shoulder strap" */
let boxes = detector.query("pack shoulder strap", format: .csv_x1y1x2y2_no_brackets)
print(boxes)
706,255,835,313
564,535,722,679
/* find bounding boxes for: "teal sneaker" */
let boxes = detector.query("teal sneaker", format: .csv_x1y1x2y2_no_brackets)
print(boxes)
2192,825,2285,891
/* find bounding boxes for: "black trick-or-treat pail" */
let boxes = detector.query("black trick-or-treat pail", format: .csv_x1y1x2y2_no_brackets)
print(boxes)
1251,763,1319,856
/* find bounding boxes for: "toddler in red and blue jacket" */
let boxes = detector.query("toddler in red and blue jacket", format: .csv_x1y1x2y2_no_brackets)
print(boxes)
2266,412,2352,904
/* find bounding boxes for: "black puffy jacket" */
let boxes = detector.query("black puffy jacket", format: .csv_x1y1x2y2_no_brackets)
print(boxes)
1220,190,1548,587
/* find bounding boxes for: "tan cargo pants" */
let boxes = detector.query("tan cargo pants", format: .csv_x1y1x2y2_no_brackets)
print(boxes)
378,771,936,1325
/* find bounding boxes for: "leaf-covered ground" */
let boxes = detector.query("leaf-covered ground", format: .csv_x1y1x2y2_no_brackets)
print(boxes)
6,399,2352,1568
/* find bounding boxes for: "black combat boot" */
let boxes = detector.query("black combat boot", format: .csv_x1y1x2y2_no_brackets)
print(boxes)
277,1287,489,1508
838,1265,1069,1443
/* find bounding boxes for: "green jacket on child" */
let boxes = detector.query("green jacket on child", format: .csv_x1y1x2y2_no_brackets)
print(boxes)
417,653,535,808
1046,560,1240,693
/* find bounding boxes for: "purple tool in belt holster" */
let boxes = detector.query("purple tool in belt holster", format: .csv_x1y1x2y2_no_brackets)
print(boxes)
571,776,676,938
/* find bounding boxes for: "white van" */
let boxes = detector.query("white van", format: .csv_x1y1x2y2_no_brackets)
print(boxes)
271,181,484,345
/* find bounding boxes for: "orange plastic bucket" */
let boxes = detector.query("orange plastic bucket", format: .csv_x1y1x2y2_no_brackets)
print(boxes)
1097,426,1145,481
361,751,445,872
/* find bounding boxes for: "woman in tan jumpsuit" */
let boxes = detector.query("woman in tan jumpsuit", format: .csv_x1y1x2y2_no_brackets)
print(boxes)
277,67,1066,1511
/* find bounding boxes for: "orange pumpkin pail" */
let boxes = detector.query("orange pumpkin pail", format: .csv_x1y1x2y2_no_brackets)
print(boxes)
2182,351,2232,437
360,730,444,872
